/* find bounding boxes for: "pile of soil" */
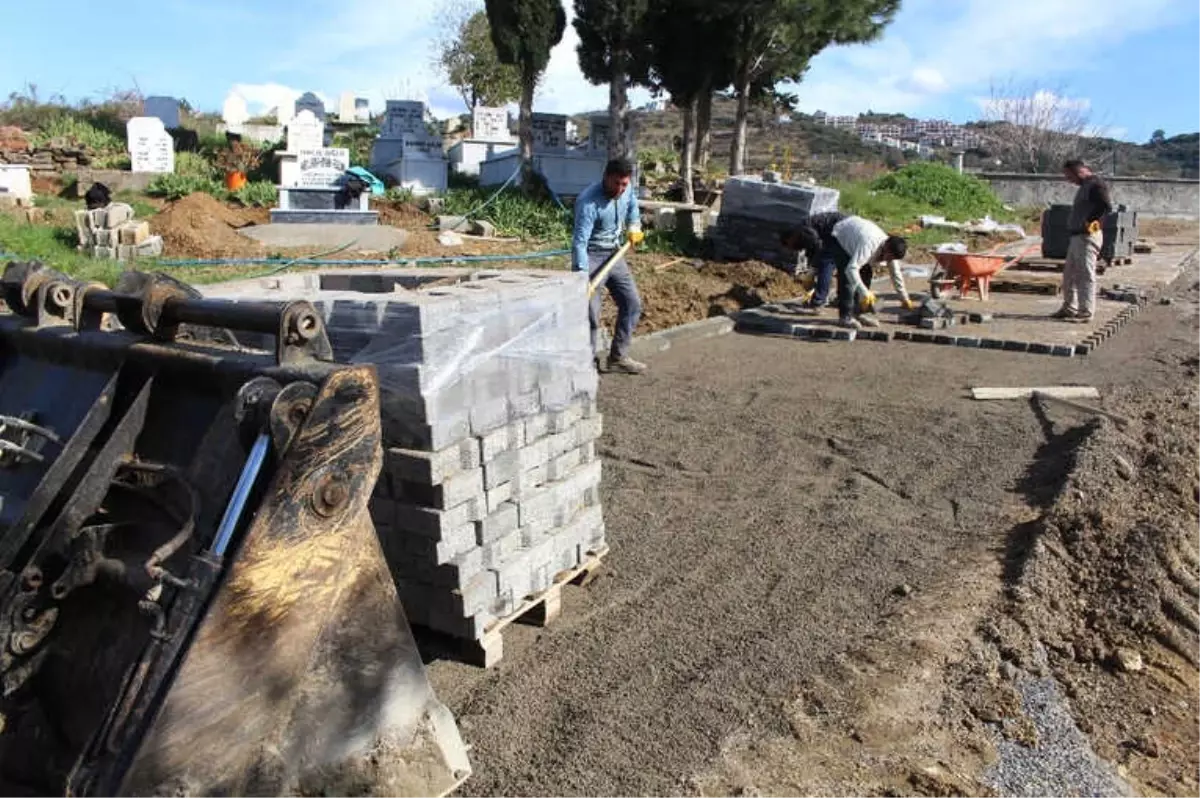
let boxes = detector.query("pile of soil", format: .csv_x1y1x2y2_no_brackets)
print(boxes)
606,257,801,333
149,194,269,259
960,383,1200,795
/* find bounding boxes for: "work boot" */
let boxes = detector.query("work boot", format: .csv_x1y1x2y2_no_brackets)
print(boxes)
838,317,862,330
1068,312,1094,324
607,355,647,375
1050,306,1076,320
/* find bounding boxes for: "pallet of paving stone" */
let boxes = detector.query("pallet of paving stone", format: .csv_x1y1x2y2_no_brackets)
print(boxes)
427,545,610,668
989,271,1061,296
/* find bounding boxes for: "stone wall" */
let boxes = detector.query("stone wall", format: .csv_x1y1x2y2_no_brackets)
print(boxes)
980,173,1200,219
0,129,93,180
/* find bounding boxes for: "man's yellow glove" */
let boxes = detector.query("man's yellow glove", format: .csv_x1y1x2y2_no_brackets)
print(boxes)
1086,220,1101,235
797,272,816,291
858,290,877,313
902,297,915,311
627,229,645,246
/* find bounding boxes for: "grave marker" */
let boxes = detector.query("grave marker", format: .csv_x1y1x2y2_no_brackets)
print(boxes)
144,96,181,130
287,110,325,153
472,107,511,142
531,114,568,154
127,117,175,174
294,92,326,122
296,148,350,188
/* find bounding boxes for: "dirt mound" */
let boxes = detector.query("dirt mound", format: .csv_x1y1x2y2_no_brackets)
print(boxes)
608,258,800,333
978,393,1200,795
149,193,268,259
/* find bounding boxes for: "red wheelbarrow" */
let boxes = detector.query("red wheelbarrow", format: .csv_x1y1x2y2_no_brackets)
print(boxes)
930,243,1040,301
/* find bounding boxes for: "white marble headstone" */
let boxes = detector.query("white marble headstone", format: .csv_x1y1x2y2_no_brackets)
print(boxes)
531,113,568,154
127,117,175,173
287,110,324,153
296,148,350,188
472,107,511,142
144,96,181,130
222,93,249,133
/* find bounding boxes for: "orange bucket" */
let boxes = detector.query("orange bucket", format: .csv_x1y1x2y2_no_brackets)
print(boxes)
225,171,247,191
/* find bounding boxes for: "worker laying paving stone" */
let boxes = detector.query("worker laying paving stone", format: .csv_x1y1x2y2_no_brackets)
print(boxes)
779,213,911,329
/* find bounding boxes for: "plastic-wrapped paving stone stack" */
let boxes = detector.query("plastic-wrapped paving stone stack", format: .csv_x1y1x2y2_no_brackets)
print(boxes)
202,268,606,661
711,175,840,270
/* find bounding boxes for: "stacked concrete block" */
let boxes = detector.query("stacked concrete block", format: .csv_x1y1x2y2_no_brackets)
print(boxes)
373,399,605,640
711,176,840,270
74,202,163,261
201,268,606,643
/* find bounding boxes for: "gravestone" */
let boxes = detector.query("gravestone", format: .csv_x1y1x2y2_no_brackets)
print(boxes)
380,100,427,139
222,93,249,132
286,110,325,153
127,117,175,173
296,148,350,188
531,114,568,154
588,115,611,155
294,92,326,123
144,96,181,130
369,100,448,194
472,107,511,142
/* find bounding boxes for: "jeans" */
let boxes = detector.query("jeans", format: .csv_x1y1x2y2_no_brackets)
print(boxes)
809,245,837,306
831,241,875,320
1062,231,1101,314
587,249,642,359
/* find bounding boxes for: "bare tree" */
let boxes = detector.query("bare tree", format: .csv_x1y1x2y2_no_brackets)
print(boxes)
979,79,1109,173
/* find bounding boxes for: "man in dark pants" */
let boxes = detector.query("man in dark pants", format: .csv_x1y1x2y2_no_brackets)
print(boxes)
784,210,845,309
573,158,646,374
781,215,910,329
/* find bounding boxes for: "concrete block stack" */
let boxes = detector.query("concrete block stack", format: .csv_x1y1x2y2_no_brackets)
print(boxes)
202,268,606,645
711,175,840,270
74,202,164,261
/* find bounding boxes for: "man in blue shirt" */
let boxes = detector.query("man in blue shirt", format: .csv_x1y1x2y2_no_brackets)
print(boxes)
573,158,647,374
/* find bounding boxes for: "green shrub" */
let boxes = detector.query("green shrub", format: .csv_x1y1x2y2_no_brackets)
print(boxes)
869,163,1004,220
231,181,277,207
146,173,227,201
385,186,415,205
175,151,217,180
28,113,124,154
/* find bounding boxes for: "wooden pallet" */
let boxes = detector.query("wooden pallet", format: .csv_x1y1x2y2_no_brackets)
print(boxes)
990,271,1061,296
462,546,609,668
1016,257,1065,272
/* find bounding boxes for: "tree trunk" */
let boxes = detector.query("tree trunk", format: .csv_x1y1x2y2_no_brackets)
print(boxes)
729,62,751,176
680,97,696,205
608,55,629,160
518,71,536,190
696,87,712,173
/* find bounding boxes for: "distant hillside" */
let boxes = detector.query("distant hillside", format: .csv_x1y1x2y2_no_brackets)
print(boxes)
619,98,1196,179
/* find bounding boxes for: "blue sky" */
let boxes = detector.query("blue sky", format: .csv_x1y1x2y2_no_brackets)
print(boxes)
1,0,1197,143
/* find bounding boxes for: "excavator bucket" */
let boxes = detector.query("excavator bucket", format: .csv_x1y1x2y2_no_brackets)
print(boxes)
0,262,471,796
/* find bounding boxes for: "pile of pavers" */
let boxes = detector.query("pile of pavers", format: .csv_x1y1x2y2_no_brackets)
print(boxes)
74,202,163,261
203,268,606,657
711,175,840,270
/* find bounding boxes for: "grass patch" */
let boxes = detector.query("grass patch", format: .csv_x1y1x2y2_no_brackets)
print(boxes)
0,210,124,284
439,188,571,241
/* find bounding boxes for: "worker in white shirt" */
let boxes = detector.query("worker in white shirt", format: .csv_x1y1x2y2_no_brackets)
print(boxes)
781,214,910,329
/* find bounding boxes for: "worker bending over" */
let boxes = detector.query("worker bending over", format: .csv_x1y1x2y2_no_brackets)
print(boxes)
781,214,910,329
573,158,647,374
1054,159,1112,324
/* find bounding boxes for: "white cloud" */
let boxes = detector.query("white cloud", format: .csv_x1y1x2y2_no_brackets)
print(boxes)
790,0,1195,118
975,89,1091,119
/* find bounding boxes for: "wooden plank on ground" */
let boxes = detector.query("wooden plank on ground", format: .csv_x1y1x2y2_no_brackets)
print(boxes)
971,386,1101,401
